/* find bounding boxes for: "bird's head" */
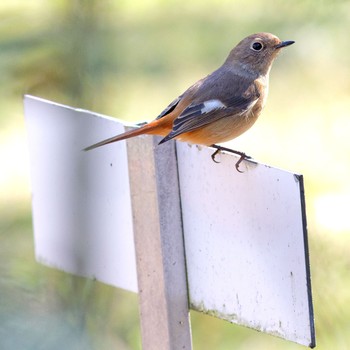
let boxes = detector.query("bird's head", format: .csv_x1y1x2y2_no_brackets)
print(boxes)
225,32,294,76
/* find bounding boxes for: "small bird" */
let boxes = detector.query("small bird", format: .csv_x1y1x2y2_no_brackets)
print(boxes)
84,32,294,170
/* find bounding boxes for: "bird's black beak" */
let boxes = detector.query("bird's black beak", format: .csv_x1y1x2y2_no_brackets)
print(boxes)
275,40,295,49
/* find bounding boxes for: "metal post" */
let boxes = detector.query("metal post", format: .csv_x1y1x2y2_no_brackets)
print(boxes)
126,134,192,350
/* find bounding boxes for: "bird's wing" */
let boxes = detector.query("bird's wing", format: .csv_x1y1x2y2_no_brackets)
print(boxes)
155,96,182,120
159,80,260,144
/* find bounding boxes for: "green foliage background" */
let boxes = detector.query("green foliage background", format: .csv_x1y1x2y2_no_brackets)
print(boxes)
1,1,350,349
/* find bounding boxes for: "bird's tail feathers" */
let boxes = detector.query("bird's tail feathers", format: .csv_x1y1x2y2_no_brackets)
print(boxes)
83,121,166,151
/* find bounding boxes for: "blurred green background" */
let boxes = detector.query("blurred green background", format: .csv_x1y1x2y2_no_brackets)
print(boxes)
1,0,350,349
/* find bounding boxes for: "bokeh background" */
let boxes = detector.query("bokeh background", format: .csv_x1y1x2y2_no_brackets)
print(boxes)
1,0,350,349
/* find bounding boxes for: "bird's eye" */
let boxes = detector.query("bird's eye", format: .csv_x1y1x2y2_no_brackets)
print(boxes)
251,42,264,51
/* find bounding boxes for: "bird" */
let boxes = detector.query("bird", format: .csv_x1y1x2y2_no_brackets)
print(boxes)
84,32,294,171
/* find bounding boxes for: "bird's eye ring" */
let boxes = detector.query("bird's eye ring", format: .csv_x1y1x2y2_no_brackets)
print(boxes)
251,42,264,51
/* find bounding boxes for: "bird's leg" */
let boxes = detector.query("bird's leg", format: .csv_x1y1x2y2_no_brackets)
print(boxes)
210,145,251,173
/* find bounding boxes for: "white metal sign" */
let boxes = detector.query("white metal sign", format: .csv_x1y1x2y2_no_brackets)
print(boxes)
24,95,315,348
176,143,315,347
24,96,138,293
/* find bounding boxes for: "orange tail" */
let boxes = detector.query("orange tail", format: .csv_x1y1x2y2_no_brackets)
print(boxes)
83,119,171,151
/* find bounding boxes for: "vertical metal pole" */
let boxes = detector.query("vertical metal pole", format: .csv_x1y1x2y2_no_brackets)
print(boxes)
126,134,192,350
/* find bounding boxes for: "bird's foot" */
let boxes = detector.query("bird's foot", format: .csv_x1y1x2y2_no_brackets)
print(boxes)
210,145,251,173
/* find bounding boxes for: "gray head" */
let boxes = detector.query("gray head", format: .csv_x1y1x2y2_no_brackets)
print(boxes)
225,32,294,76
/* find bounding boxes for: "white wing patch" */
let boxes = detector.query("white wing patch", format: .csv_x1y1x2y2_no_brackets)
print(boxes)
201,99,226,113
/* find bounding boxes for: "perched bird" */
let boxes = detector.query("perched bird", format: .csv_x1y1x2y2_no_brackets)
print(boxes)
84,32,294,171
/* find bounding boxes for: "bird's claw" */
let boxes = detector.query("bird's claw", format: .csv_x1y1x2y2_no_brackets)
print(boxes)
210,145,251,173
211,149,221,163
235,154,246,173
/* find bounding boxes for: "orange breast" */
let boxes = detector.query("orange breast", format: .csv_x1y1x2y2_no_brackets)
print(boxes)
176,110,260,146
